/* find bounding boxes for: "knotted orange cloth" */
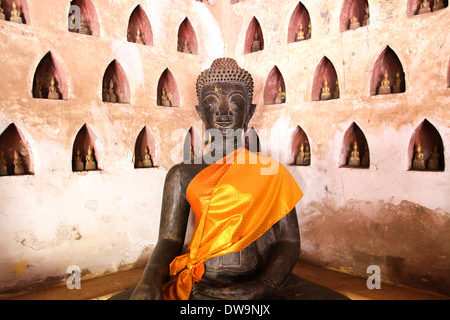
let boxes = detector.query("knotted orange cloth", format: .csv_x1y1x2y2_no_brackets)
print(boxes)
162,147,303,300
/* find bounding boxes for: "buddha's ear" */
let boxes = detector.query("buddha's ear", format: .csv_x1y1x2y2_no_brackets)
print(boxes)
195,105,205,122
247,103,256,123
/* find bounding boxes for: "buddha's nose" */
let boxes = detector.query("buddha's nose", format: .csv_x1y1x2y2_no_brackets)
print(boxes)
217,98,233,117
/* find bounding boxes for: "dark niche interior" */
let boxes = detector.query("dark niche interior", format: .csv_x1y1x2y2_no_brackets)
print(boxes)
291,126,311,166
340,0,370,32
0,123,33,176
127,4,153,46
0,0,29,24
157,68,180,107
134,126,158,169
288,2,312,43
244,17,264,54
32,51,68,100
177,17,198,55
339,122,370,169
264,66,286,105
183,127,203,162
311,56,339,101
102,60,130,104
68,0,100,36
406,0,448,17
370,46,405,96
408,119,444,171
245,127,261,153
72,124,100,172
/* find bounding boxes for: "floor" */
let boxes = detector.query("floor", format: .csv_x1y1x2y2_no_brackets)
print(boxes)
4,261,449,300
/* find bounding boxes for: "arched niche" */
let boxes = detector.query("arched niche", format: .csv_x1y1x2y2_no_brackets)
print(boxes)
340,0,369,32
264,66,286,105
0,123,33,176
312,57,339,101
407,0,448,17
245,127,261,153
68,0,100,36
157,68,180,107
72,124,100,172
244,17,264,54
339,122,370,168
134,126,158,169
370,46,405,96
32,51,68,100
291,126,311,166
183,127,203,162
127,4,153,46
177,17,198,54
102,60,130,104
408,119,444,171
1,0,29,24
288,2,312,43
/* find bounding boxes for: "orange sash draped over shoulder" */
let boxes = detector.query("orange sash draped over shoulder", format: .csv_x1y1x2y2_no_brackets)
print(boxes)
162,148,303,300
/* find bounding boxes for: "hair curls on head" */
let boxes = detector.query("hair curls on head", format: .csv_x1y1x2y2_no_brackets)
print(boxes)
196,58,254,103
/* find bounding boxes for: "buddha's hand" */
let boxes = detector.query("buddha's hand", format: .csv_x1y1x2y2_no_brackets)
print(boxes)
129,283,163,300
191,278,276,300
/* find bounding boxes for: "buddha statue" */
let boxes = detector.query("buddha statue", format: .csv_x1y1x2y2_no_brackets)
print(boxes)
306,23,311,39
349,16,361,30
111,58,347,301
0,149,7,176
295,142,310,166
334,80,340,99
33,78,43,99
85,146,97,171
79,16,90,35
296,24,305,41
392,71,402,93
363,5,370,26
251,31,261,52
274,86,285,104
0,1,6,20
320,79,331,100
108,79,117,103
69,15,77,33
47,77,60,100
378,69,391,95
182,39,191,54
418,0,431,14
73,149,84,172
127,28,132,42
361,144,370,167
412,142,426,170
348,141,361,167
160,88,172,107
433,0,445,11
13,151,24,175
10,1,23,24
427,145,440,170
142,146,153,168
102,80,108,101
135,28,144,45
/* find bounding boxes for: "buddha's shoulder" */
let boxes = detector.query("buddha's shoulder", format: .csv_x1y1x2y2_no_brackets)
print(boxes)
165,161,208,185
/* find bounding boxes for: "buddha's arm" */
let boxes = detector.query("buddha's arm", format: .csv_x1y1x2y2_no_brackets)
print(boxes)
130,165,191,300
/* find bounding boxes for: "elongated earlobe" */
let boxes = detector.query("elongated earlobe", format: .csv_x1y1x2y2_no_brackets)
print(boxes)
195,105,205,123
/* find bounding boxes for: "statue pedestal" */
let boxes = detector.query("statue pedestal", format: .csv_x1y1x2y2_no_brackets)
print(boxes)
348,157,360,167
428,158,439,170
378,85,391,95
142,158,153,168
251,41,261,52
412,159,426,170
10,16,23,23
85,161,97,171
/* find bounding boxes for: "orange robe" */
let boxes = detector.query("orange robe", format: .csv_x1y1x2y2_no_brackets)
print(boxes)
162,147,303,300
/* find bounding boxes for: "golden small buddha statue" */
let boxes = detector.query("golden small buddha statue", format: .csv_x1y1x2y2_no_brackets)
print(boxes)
102,80,108,101
295,142,310,166
85,146,97,171
349,16,361,30
348,141,361,167
274,86,286,104
320,79,331,100
161,88,172,107
306,23,311,39
251,31,261,52
0,150,7,176
433,0,445,11
108,79,117,103
135,28,144,45
334,80,340,99
418,0,431,14
10,1,23,24
362,5,369,26
392,71,402,93
361,144,370,167
412,142,426,170
69,15,77,33
378,69,391,95
47,77,60,100
33,78,43,99
142,146,153,168
13,150,25,175
127,28,132,42
427,145,440,170
0,1,6,21
296,24,305,41
73,149,84,171
79,16,90,35
182,39,191,54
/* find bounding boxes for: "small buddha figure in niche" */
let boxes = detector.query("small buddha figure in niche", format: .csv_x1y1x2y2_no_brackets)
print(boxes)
47,77,60,100
73,149,84,171
306,23,311,39
296,24,305,41
135,28,144,45
361,144,370,167
102,80,108,101
378,69,391,95
10,2,23,24
349,16,361,30
161,88,172,107
182,40,191,54
85,146,97,171
334,80,340,99
418,0,431,14
142,146,153,168
427,145,440,170
320,79,331,100
127,28,132,42
33,78,43,99
412,142,426,170
363,5,370,26
13,150,25,175
274,86,286,104
392,71,402,93
251,31,261,52
348,141,361,167
0,149,7,176
433,0,445,11
0,1,6,20
107,79,118,103
295,142,310,166
79,16,90,35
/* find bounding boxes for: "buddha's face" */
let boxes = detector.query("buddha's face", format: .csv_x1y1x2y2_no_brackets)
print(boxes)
197,82,252,135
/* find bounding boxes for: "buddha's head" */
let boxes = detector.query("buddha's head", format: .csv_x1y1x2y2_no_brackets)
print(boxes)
195,58,255,136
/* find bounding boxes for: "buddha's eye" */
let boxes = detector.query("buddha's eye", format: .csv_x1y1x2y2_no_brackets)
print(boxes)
203,96,218,109
229,94,245,109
